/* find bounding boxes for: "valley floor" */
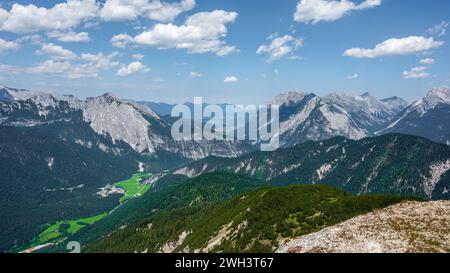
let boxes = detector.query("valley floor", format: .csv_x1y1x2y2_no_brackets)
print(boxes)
17,172,153,253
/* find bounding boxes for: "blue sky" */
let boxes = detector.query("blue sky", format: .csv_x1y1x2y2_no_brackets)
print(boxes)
0,0,449,104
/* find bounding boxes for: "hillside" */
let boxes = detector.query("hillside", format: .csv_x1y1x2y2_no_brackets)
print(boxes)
174,134,450,200
277,201,450,253
45,172,266,252
85,184,415,253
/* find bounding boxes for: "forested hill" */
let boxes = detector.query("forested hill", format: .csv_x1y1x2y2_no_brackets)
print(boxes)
174,134,450,200
86,183,417,253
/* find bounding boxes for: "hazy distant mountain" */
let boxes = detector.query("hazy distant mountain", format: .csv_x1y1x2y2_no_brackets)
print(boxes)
138,101,232,120
138,101,174,117
378,87,450,145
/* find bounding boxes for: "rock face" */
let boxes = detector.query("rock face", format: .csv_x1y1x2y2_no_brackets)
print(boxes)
277,201,450,253
326,92,408,132
378,87,450,145
273,91,408,148
83,94,164,153
274,92,370,148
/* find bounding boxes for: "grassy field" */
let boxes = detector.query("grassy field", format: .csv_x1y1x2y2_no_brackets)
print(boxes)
114,173,153,203
29,213,108,248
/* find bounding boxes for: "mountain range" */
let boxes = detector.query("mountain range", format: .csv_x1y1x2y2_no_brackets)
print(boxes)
1,85,450,252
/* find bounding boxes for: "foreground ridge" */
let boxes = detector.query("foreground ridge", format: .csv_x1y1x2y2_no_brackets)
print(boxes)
277,201,450,253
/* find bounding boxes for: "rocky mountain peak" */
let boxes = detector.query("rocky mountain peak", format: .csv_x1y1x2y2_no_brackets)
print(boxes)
89,93,121,105
425,87,450,104
271,92,313,106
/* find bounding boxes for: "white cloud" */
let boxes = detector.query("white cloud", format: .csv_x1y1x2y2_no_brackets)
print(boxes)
131,10,239,56
117,61,150,76
420,58,435,65
402,66,429,79
101,0,195,22
110,33,135,48
36,43,78,61
48,31,91,42
80,51,120,69
224,76,238,83
2,49,120,79
0,63,21,75
26,51,120,79
427,21,449,37
344,36,444,58
190,71,203,78
345,73,359,80
132,53,144,60
27,60,97,79
288,55,304,61
0,0,99,34
0,38,21,54
257,34,303,62
294,0,381,24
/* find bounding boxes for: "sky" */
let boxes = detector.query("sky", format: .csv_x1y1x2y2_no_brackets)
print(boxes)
0,0,449,104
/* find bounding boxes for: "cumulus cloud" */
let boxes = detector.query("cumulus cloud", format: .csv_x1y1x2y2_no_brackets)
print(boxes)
224,76,238,83
0,38,21,54
190,71,203,78
257,34,303,62
128,10,238,56
0,0,99,34
344,36,444,58
80,51,120,69
420,58,435,65
402,66,429,79
132,53,144,60
110,33,135,48
36,43,78,61
48,31,91,42
117,61,150,76
0,63,21,75
2,49,120,79
427,21,449,37
345,73,359,80
294,0,381,24
101,0,195,22
27,60,100,79
26,51,120,79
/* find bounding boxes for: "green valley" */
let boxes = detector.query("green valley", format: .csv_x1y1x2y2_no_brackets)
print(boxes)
115,173,153,203
22,213,108,251
16,172,153,253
